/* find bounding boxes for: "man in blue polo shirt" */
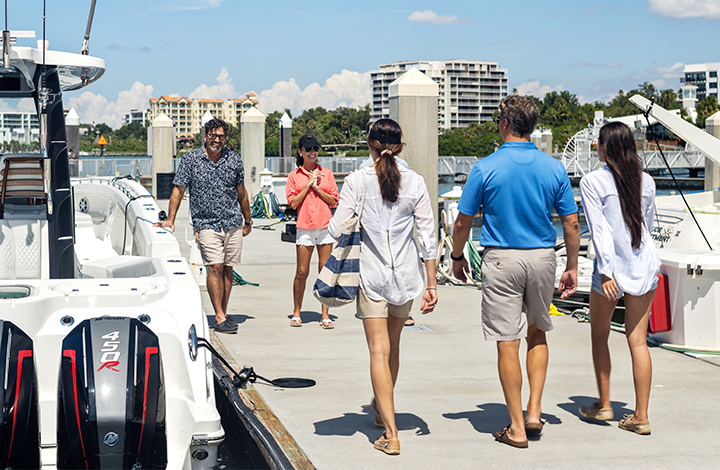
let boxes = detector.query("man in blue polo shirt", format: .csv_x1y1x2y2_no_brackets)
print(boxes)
155,118,252,334
452,95,579,448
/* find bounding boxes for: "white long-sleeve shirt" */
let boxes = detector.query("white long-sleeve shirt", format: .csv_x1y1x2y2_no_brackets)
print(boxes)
328,167,437,305
580,166,660,296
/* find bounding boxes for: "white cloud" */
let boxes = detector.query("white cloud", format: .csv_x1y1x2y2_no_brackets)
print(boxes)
65,81,154,128
255,70,371,115
407,10,470,25
516,81,564,99
648,0,720,20
647,61,685,88
0,98,36,112
162,0,224,11
188,68,238,100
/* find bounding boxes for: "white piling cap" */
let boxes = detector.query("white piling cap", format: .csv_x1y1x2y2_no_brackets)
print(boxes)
65,108,80,126
152,113,173,127
241,107,266,123
280,112,292,128
202,111,214,126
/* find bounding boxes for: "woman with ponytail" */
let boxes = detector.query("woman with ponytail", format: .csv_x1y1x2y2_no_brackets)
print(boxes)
328,119,438,455
578,121,660,435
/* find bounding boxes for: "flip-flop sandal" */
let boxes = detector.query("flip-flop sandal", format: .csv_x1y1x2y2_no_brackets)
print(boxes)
404,316,415,327
494,425,528,448
290,317,302,327
524,419,545,435
320,318,335,329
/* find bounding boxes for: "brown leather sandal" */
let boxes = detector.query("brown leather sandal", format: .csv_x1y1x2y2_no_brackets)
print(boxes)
494,425,528,448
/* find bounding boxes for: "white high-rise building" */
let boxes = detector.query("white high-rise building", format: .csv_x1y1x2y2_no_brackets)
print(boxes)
682,62,720,101
0,111,39,145
370,60,509,130
123,109,148,126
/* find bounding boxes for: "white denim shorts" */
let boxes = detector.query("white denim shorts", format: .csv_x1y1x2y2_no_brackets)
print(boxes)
296,227,335,246
591,258,658,298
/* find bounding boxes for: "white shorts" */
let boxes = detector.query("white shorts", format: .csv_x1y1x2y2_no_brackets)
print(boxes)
296,227,335,246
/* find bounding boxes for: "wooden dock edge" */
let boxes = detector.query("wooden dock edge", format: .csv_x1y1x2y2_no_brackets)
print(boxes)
208,330,316,470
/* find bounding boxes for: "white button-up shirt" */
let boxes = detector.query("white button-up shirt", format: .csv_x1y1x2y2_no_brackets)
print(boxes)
328,167,437,305
580,166,660,296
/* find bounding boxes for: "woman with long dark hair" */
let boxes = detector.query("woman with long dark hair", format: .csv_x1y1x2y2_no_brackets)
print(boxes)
328,119,438,455
578,121,660,435
286,134,339,328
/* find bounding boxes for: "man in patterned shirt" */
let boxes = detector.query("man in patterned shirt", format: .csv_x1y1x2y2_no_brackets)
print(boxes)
154,118,252,333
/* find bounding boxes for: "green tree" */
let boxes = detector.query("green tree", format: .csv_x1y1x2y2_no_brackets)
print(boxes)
696,95,719,128
114,122,147,141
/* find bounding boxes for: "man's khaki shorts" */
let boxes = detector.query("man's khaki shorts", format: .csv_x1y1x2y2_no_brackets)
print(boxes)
480,247,555,341
197,226,243,266
356,288,413,320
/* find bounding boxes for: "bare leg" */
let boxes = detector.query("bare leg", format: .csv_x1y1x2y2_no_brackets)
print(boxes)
525,324,547,425
497,339,526,442
623,290,655,422
207,264,228,324
316,243,333,324
222,265,234,313
363,315,406,440
589,289,618,409
292,245,314,320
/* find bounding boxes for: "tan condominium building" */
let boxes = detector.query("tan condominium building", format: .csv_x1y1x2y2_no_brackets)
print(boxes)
371,60,509,130
147,93,259,138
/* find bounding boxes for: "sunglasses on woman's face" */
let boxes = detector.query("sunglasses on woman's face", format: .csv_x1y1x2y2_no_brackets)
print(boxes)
304,146,320,153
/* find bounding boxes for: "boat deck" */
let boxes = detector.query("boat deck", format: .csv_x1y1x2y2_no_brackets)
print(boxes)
164,201,720,470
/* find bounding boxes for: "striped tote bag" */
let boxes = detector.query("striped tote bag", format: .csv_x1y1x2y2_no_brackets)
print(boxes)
313,170,367,308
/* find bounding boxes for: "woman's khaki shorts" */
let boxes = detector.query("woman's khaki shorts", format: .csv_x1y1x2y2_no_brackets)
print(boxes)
480,247,556,341
197,226,243,266
356,288,413,320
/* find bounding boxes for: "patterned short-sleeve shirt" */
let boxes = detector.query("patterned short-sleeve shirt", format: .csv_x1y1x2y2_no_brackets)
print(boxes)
173,147,245,232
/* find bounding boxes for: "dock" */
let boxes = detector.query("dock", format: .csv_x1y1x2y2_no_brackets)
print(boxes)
163,201,719,470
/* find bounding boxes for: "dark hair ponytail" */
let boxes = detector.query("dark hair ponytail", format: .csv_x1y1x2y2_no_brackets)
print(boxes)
598,122,644,249
367,119,404,203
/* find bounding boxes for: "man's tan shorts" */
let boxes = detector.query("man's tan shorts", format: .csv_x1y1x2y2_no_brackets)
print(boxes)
197,226,243,266
356,288,413,320
480,247,555,341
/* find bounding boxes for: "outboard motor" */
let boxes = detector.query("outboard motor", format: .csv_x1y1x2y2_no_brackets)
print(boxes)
0,320,40,469
58,317,167,469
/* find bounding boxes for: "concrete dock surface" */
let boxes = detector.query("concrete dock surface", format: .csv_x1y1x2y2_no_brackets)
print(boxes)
165,203,720,470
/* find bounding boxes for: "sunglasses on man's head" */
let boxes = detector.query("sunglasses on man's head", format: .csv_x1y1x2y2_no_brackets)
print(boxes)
304,146,320,153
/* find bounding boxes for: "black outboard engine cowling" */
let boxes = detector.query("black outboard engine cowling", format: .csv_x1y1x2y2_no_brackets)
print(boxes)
0,320,40,470
58,317,167,469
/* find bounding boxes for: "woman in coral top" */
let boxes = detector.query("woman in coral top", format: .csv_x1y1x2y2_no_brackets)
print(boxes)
286,135,339,328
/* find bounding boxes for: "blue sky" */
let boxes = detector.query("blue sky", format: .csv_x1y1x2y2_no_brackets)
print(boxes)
6,0,720,126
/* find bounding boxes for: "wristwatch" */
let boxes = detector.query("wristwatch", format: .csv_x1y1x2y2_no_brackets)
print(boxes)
244,220,253,226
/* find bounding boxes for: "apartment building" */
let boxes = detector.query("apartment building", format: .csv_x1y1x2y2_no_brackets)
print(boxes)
371,60,509,130
147,93,259,138
682,62,720,101
0,111,39,145
123,109,148,126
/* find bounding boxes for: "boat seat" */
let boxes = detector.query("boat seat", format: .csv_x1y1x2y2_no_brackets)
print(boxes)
0,219,43,279
0,156,46,219
81,255,155,279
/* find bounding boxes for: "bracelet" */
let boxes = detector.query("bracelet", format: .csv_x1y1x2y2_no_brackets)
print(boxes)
426,287,437,290
450,252,465,261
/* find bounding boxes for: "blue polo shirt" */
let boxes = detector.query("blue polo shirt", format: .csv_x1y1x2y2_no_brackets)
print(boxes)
457,141,577,249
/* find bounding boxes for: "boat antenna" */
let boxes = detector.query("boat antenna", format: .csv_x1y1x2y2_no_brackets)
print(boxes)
2,0,10,69
642,98,713,251
81,0,97,55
